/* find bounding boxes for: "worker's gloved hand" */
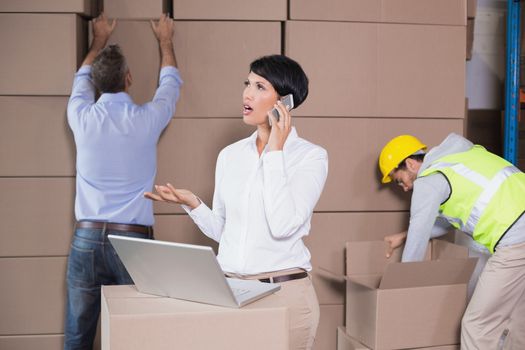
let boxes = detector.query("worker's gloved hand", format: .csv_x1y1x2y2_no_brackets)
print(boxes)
384,231,407,258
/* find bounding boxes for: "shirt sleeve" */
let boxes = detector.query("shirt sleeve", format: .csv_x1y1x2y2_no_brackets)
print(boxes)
181,149,227,243
261,146,329,239
67,65,95,131
143,66,183,135
402,173,451,262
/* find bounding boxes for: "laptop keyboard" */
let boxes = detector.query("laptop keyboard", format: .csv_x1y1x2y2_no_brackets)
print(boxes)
231,287,250,296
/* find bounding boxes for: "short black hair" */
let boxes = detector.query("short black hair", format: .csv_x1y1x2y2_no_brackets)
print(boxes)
397,154,425,170
249,55,309,108
91,44,128,93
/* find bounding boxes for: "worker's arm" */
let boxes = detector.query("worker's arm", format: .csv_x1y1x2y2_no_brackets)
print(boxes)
402,173,451,262
150,14,177,68
81,13,116,67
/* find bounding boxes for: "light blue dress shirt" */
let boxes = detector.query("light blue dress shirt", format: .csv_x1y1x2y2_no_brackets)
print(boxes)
67,65,182,226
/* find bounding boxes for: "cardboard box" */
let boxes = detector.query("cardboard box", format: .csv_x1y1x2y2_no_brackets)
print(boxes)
337,327,460,350
0,257,67,335
0,335,64,350
0,178,75,257
0,96,75,177
285,21,466,118
314,304,345,350
344,240,476,349
105,21,280,115
338,327,368,350
0,0,98,16
102,0,168,19
0,14,86,95
290,0,466,26
172,0,286,20
101,285,289,350
305,212,409,305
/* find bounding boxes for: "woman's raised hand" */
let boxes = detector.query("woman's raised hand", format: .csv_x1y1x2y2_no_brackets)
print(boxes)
144,183,201,209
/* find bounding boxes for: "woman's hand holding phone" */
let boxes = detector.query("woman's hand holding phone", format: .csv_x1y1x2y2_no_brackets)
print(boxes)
268,99,292,152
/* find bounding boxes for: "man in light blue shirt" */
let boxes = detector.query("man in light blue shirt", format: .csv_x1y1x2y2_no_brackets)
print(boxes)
65,13,182,350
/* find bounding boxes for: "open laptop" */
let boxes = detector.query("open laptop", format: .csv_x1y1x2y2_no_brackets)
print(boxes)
108,235,281,308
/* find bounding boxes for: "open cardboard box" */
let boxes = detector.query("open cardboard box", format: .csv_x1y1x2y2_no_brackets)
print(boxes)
344,239,477,349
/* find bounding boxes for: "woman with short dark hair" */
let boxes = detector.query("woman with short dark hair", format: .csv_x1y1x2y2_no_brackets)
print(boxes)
146,54,328,350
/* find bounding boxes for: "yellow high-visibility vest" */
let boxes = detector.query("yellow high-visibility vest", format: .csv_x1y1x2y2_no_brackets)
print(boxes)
419,145,525,253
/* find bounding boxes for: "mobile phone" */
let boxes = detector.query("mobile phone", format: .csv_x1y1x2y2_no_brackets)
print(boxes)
270,93,294,123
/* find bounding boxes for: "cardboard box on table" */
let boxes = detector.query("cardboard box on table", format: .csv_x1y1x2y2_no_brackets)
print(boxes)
344,240,476,350
101,285,289,350
337,327,460,350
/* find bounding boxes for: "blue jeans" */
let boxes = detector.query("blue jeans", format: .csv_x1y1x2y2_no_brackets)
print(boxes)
64,227,153,350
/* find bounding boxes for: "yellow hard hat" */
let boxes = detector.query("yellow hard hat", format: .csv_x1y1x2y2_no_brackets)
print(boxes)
379,135,426,184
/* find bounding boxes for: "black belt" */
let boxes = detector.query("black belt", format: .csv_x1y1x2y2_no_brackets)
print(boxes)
76,221,153,236
259,272,308,283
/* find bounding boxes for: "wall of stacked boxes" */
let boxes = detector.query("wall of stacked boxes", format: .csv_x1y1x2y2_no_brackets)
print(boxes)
0,0,488,349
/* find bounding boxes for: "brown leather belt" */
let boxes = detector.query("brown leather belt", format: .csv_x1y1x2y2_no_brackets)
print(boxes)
76,221,153,235
259,272,308,283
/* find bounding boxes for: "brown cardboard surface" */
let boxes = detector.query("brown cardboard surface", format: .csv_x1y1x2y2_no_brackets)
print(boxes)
290,0,466,25
338,327,369,350
306,212,408,305
0,257,66,335
172,0,286,20
345,240,475,349
0,0,97,16
337,329,460,350
0,14,86,95
285,21,466,118
313,304,344,350
468,0,477,18
105,21,280,115
102,0,167,19
156,118,463,214
379,258,477,289
0,178,75,257
0,335,64,350
102,285,289,350
0,97,75,177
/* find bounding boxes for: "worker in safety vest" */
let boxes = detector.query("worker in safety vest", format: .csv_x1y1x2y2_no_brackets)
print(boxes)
379,132,525,349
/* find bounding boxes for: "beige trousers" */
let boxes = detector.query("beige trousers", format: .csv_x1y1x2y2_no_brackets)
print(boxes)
461,241,525,350
229,269,320,350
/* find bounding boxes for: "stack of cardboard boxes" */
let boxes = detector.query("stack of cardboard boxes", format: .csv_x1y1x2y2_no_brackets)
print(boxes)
0,2,92,349
0,0,471,349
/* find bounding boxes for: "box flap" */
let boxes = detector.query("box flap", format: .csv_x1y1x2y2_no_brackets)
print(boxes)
379,257,478,289
347,274,382,289
346,241,401,275
431,239,469,260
